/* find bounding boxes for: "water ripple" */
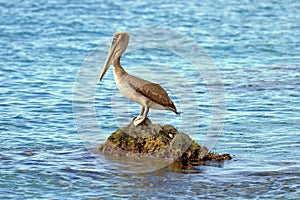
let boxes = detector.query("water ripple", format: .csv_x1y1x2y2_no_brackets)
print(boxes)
0,0,299,199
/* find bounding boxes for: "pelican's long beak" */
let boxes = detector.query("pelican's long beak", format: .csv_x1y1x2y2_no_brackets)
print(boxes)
99,39,118,81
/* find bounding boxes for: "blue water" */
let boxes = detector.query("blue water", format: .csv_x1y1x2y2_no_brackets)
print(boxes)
1,0,299,199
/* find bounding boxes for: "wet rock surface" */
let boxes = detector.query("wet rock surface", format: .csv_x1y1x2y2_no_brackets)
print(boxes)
96,118,231,165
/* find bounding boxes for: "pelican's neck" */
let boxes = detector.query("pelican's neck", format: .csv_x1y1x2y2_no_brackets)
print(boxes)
113,56,126,78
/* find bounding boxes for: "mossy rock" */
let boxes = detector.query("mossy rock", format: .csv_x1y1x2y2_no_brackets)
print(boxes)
96,118,231,165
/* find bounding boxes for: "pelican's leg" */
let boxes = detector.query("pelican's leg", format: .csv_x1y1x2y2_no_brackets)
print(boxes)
139,107,145,117
133,106,149,126
131,106,145,123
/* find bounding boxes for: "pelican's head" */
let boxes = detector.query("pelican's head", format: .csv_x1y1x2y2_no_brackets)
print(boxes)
100,32,130,81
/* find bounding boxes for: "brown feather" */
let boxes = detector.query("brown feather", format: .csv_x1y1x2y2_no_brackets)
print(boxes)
127,74,178,113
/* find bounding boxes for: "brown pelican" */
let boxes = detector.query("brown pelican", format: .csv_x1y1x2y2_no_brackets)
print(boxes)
99,32,179,126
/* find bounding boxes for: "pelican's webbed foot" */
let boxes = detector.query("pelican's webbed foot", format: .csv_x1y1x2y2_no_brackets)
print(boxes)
132,115,146,126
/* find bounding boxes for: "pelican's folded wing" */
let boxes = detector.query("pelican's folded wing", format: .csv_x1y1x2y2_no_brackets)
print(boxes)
127,75,178,113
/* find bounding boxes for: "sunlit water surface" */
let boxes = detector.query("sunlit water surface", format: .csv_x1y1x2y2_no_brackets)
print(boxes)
1,0,299,199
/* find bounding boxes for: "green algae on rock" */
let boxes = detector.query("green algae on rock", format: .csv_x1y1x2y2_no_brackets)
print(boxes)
96,118,231,164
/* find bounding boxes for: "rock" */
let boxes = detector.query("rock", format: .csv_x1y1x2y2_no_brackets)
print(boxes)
96,118,231,165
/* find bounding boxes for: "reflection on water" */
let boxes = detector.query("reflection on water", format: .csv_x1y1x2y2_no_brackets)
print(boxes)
1,0,299,199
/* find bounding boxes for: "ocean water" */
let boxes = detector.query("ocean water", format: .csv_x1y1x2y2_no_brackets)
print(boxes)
1,0,299,199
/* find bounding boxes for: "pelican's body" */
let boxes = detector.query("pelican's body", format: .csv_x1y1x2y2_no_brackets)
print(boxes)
100,32,178,125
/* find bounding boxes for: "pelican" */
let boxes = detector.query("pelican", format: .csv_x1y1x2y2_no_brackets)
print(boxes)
99,32,179,126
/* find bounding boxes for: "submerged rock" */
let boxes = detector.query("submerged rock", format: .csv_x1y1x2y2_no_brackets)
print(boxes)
96,118,231,165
